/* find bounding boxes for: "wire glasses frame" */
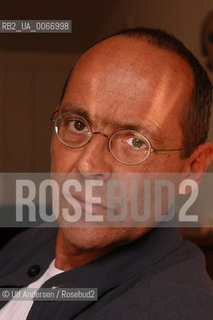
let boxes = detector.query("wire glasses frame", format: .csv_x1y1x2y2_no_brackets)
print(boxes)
50,110,197,166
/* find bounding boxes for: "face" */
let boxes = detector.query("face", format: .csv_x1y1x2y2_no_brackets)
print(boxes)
51,36,194,250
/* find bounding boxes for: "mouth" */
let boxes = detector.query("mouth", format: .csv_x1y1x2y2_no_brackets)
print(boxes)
62,193,110,214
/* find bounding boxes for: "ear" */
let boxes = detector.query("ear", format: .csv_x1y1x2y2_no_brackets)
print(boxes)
185,142,213,183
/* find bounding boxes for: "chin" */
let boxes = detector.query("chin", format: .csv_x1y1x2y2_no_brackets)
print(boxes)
60,226,140,251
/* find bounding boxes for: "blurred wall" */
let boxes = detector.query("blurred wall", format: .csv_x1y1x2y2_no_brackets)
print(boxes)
0,51,77,171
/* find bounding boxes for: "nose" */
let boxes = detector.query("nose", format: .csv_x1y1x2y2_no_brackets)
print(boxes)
73,133,113,179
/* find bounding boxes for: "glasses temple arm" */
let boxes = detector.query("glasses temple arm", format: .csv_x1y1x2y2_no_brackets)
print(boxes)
152,145,199,153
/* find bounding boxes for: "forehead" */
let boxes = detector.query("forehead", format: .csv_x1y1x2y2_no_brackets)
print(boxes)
62,36,193,144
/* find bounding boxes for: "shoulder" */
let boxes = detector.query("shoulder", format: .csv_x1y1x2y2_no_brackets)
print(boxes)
1,225,57,253
0,226,57,270
149,239,213,319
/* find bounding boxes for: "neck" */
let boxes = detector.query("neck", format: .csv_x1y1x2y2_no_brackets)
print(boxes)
55,229,116,271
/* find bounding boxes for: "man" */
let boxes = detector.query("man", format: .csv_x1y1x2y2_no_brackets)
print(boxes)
0,27,213,319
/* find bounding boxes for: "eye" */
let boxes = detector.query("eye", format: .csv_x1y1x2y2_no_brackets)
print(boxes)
66,119,89,134
73,120,86,131
126,137,146,149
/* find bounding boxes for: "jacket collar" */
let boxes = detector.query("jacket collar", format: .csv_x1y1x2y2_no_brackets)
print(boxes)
0,221,182,318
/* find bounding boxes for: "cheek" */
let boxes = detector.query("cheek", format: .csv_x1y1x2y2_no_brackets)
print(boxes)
145,153,186,173
159,154,186,172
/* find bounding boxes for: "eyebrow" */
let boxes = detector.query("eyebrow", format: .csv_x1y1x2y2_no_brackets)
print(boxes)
60,103,162,144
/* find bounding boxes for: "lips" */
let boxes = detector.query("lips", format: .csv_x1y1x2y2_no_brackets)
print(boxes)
62,192,111,214
74,194,108,211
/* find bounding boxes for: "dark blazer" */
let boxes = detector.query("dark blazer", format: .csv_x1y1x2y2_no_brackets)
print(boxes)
0,226,212,320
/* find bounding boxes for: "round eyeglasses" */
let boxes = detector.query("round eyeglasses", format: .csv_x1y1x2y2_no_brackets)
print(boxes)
51,111,196,166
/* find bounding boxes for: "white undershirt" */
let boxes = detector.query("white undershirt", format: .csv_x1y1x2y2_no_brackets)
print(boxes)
0,259,63,320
